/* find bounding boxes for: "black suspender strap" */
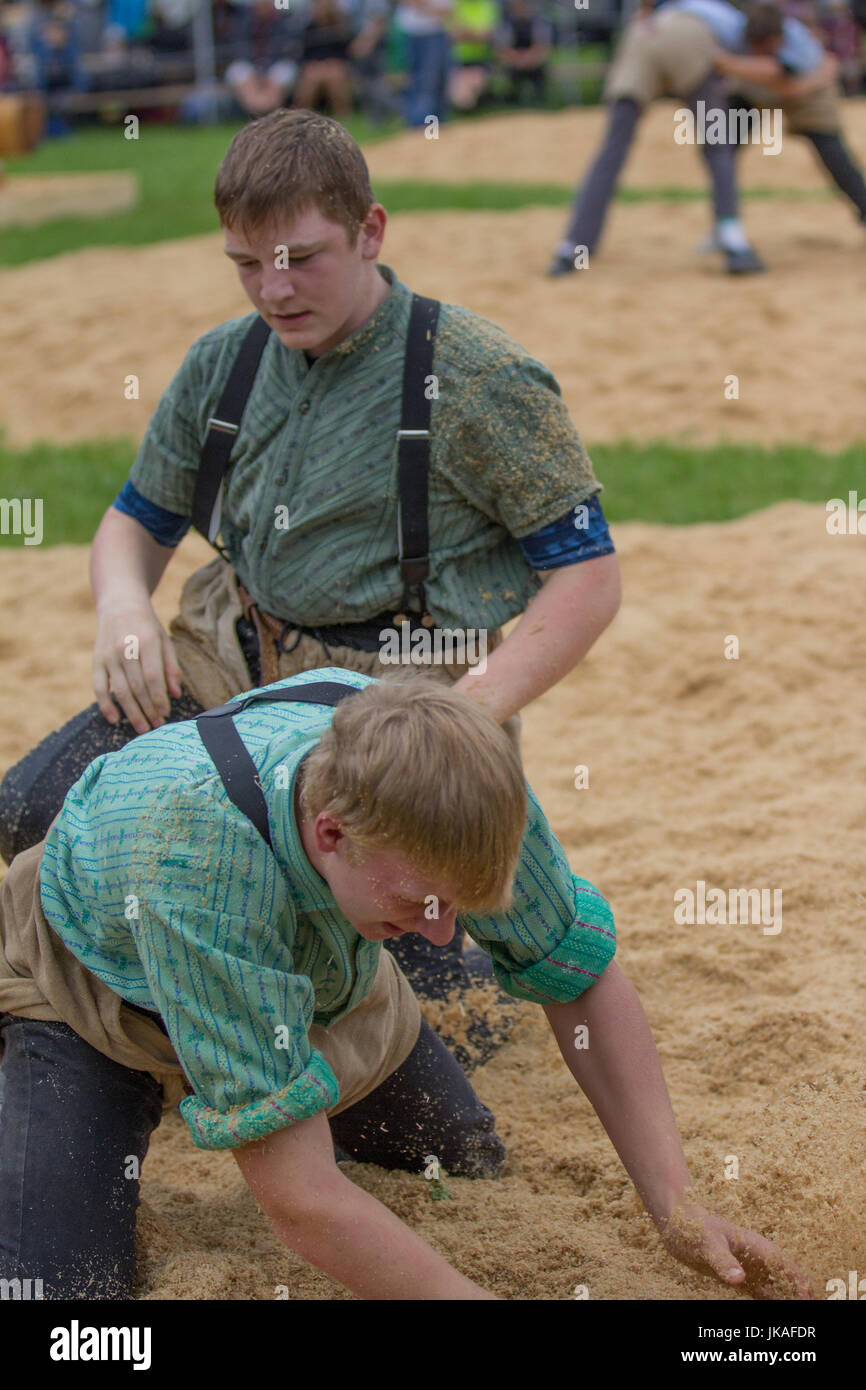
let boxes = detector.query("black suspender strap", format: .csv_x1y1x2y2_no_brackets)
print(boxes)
190,294,440,611
396,294,440,618
195,680,362,850
191,314,272,546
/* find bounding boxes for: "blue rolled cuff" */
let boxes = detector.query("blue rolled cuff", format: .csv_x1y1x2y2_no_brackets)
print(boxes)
518,496,615,570
112,480,191,549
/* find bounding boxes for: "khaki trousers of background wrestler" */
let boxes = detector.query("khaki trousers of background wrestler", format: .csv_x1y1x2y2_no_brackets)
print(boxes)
604,11,719,108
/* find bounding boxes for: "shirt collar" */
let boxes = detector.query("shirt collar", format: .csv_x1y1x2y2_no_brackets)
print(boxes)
299,263,410,368
268,740,339,912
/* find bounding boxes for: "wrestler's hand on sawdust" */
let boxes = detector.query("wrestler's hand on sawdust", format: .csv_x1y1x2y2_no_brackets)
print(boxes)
656,1200,816,1299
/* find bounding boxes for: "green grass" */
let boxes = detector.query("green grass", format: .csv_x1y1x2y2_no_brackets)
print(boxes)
0,117,400,267
592,440,861,527
617,185,831,203
1,120,835,268
0,435,858,547
0,437,136,545
1,114,856,544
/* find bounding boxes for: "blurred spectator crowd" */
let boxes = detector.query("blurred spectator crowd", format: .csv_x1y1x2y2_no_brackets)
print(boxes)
0,0,863,135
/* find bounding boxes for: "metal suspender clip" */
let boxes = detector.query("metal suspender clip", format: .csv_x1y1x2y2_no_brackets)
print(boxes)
192,316,271,549
396,500,429,582
395,296,440,624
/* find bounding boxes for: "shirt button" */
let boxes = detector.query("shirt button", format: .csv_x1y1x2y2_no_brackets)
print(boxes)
299,400,311,413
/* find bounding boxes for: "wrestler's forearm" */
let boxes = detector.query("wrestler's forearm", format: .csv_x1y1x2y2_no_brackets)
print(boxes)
718,50,835,98
451,552,621,724
274,1172,497,1299
90,506,177,613
236,1114,496,1300
543,965,693,1225
715,51,787,85
777,52,838,99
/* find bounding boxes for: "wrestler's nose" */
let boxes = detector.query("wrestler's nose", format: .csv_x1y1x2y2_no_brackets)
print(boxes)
413,905,458,946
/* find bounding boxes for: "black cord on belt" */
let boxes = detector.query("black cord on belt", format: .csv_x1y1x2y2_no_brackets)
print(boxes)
277,622,332,662
310,629,333,662
277,622,303,656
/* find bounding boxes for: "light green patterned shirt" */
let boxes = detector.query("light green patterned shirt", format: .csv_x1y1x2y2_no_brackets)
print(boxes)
39,669,617,1151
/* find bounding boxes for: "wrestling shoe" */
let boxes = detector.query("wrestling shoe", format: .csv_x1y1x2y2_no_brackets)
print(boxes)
724,245,766,274
546,253,576,277
696,229,721,255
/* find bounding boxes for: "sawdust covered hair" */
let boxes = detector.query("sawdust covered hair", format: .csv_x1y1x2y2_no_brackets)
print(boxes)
298,672,527,915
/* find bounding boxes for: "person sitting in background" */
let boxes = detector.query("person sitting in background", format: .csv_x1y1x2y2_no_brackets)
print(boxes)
105,0,149,42
224,0,299,117
294,0,355,116
494,0,553,106
147,0,197,58
447,0,500,110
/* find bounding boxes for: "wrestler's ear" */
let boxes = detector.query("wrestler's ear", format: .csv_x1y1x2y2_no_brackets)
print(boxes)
357,203,387,259
311,812,346,854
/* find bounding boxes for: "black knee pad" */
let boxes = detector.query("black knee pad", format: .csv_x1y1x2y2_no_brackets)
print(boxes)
329,1019,508,1179
0,693,203,864
441,1121,507,1180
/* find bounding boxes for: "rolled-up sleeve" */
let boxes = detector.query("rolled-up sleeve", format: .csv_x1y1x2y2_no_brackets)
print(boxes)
127,321,245,519
461,787,616,1004
127,357,205,518
112,479,192,547
517,496,615,571
131,898,339,1150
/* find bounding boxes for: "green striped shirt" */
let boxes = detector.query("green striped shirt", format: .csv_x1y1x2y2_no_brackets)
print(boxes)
128,264,602,630
39,669,616,1151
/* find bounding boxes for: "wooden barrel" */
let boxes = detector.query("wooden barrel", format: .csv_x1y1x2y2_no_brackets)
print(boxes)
0,93,46,158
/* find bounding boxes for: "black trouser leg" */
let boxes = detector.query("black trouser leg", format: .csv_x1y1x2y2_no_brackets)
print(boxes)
383,929,520,1069
0,1015,164,1299
0,614,263,866
560,97,642,255
685,72,740,223
384,929,483,1002
329,1019,506,1178
802,129,866,222
0,691,204,864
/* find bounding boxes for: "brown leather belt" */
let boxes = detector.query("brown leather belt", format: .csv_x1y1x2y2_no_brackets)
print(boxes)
238,581,292,686
237,580,434,687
